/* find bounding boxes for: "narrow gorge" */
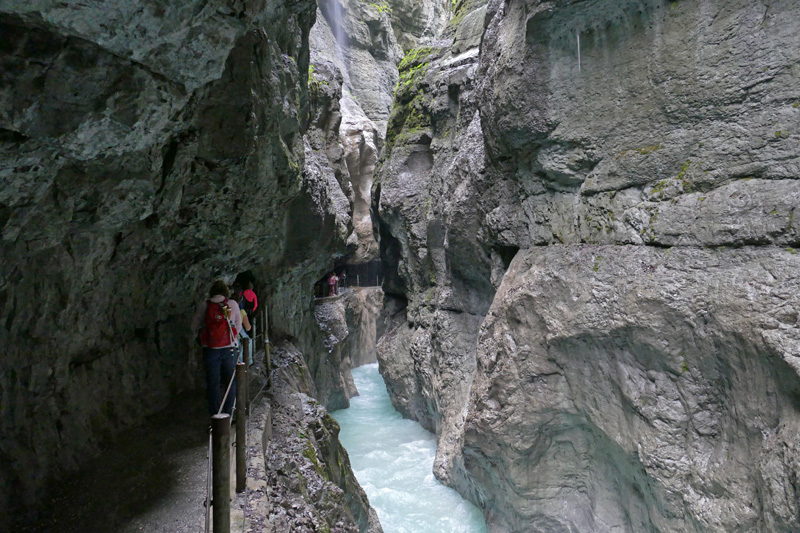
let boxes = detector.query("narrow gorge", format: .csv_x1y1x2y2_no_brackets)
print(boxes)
1,1,799,532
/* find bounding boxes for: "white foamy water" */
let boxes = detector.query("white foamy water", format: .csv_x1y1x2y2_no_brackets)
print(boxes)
332,364,488,533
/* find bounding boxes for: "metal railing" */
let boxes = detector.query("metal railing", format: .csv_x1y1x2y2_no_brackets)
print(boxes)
202,322,272,533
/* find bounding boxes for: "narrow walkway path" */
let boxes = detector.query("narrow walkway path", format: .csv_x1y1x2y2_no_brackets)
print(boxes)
18,391,210,533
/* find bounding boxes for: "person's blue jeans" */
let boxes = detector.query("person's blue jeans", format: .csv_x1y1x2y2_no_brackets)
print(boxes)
204,346,237,415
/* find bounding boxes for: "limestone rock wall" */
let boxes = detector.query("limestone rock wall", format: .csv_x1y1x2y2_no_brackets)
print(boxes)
313,287,385,409
375,0,493,483
388,0,451,51
375,0,800,531
263,342,383,533
344,288,384,367
311,0,403,262
0,0,359,524
467,246,800,532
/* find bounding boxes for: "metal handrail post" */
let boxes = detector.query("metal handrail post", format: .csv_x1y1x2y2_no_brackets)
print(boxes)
211,414,231,533
235,363,247,493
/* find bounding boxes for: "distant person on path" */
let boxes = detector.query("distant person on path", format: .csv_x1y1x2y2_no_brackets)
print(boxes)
233,284,253,366
328,273,337,296
242,281,258,334
191,280,242,416
340,270,347,289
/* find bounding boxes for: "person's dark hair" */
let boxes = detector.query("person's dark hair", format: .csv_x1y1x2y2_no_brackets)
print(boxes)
209,280,230,298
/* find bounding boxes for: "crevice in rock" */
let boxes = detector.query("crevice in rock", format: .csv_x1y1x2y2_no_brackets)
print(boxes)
492,244,519,270
0,128,28,143
158,138,180,195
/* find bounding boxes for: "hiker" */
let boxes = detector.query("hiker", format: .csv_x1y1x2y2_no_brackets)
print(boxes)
328,273,337,296
340,270,347,289
234,285,253,366
191,280,242,416
242,281,258,318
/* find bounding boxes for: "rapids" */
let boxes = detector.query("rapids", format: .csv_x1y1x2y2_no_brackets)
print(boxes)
332,364,487,533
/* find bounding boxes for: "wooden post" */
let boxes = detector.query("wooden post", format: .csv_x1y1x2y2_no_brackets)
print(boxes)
266,339,271,389
212,414,231,533
251,318,257,353
244,353,250,416
243,337,251,366
235,363,247,493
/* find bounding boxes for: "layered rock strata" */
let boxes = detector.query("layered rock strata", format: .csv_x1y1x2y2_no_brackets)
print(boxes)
376,0,800,531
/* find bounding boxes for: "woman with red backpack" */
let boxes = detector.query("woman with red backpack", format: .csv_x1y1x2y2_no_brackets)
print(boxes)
190,280,243,416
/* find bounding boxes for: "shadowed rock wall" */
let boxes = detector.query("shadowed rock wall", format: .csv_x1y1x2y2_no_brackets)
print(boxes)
376,0,800,531
0,0,359,524
263,342,382,533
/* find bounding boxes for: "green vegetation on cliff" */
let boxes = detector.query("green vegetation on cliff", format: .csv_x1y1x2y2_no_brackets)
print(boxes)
383,46,440,155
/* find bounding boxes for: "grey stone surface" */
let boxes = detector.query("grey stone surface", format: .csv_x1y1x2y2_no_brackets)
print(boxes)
311,0,404,262
375,0,493,493
387,0,450,51
463,246,800,532
374,0,800,531
477,0,800,250
313,287,385,410
264,342,383,533
0,0,361,526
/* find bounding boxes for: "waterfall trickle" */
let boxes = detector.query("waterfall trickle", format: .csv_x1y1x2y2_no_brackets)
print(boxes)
333,364,488,532
325,0,347,47
321,0,349,80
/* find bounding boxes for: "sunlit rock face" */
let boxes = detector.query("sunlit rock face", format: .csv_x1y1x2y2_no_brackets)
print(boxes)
311,0,403,263
376,0,800,531
0,0,357,524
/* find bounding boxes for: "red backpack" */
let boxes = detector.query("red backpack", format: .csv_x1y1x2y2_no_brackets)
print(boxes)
200,299,236,348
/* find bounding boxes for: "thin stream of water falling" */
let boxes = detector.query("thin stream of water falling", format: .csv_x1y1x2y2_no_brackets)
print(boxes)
332,364,488,533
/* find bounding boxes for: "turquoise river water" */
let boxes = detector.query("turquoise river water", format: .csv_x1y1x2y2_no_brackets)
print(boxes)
332,363,488,533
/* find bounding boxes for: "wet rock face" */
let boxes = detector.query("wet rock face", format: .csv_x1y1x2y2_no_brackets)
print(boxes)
478,0,800,249
0,0,357,523
376,0,800,531
466,247,800,532
313,287,384,410
264,343,382,533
